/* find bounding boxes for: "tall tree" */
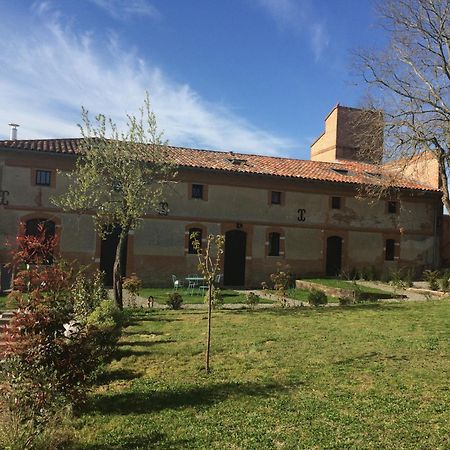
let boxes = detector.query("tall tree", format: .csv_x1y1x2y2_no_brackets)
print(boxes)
354,0,450,212
54,94,175,309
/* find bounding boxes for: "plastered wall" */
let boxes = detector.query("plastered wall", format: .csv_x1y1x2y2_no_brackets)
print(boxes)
0,151,442,286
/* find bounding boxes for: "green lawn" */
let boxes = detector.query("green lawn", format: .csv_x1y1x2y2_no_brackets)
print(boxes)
75,301,450,449
282,288,337,303
139,288,275,305
303,278,393,295
0,293,9,311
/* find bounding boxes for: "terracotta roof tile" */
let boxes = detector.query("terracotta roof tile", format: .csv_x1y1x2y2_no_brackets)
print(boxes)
0,138,439,192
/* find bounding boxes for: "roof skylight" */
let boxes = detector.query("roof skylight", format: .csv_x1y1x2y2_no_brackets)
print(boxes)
331,167,350,176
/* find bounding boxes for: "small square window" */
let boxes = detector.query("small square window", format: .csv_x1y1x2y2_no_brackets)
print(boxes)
36,170,52,186
387,201,398,214
271,191,282,205
331,196,341,209
191,184,204,199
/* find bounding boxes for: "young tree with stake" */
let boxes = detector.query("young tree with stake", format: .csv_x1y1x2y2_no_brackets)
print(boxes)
191,232,225,373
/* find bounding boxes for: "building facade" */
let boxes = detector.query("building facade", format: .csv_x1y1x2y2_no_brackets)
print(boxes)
0,106,443,288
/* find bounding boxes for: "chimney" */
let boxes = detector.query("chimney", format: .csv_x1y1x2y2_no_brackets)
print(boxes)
8,123,19,140
310,105,383,163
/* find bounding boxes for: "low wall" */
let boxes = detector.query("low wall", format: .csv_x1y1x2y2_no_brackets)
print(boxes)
295,280,399,300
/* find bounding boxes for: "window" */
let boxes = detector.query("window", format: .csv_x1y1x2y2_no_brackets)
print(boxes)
331,168,349,176
188,227,202,254
387,201,398,214
385,239,396,261
268,232,280,256
35,170,51,186
331,196,341,209
191,184,204,199
271,191,282,205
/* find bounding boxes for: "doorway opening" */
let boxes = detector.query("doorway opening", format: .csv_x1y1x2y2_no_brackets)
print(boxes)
224,230,246,286
326,236,342,276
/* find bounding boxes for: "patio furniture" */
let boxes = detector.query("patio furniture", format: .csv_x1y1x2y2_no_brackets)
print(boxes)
185,275,204,295
214,273,223,287
172,275,184,290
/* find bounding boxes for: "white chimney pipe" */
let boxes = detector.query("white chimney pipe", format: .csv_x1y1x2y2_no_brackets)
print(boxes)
8,123,19,140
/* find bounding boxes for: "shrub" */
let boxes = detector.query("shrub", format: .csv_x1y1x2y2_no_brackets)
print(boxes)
122,274,142,308
245,291,260,308
269,263,292,307
204,287,224,309
423,269,440,291
167,292,183,309
308,289,328,306
387,268,414,290
404,267,414,287
72,269,108,321
339,296,353,306
1,225,123,447
439,277,449,292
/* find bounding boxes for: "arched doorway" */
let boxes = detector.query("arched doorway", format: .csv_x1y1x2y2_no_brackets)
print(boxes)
224,230,246,286
326,236,342,276
100,226,128,286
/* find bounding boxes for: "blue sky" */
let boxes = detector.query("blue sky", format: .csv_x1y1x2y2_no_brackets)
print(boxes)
0,0,383,159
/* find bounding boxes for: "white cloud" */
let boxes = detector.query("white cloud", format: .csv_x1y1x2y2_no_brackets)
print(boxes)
88,0,160,20
0,5,296,156
255,0,329,60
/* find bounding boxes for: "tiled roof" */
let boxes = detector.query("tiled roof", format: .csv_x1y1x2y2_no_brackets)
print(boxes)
0,138,439,192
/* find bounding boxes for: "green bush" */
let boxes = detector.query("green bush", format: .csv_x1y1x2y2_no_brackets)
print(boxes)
1,228,124,449
423,269,440,291
245,291,260,308
122,274,142,308
439,277,449,292
167,292,183,310
72,270,108,322
308,289,328,306
339,296,353,306
204,287,224,309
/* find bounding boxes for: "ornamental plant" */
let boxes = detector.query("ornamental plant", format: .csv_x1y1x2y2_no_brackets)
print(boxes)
245,291,260,309
0,225,123,448
123,274,142,308
270,262,293,307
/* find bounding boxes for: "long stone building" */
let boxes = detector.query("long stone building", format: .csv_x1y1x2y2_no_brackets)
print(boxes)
0,105,444,288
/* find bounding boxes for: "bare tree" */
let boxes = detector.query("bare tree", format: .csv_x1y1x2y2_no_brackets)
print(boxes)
354,0,450,212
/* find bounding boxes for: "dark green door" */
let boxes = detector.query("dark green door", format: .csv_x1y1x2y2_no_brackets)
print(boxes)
224,230,246,286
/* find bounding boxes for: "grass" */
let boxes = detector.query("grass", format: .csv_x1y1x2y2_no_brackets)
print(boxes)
75,300,450,449
303,278,393,295
0,294,9,311
282,288,337,303
140,288,275,305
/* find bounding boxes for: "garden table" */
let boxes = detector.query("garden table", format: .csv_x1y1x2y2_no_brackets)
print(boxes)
185,276,205,295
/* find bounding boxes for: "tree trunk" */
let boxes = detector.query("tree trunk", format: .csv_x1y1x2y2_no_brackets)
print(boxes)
113,227,129,310
205,283,212,373
438,157,450,215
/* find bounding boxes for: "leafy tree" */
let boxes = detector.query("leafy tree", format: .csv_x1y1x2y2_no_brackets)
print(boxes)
191,232,225,373
54,94,175,309
354,0,450,212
